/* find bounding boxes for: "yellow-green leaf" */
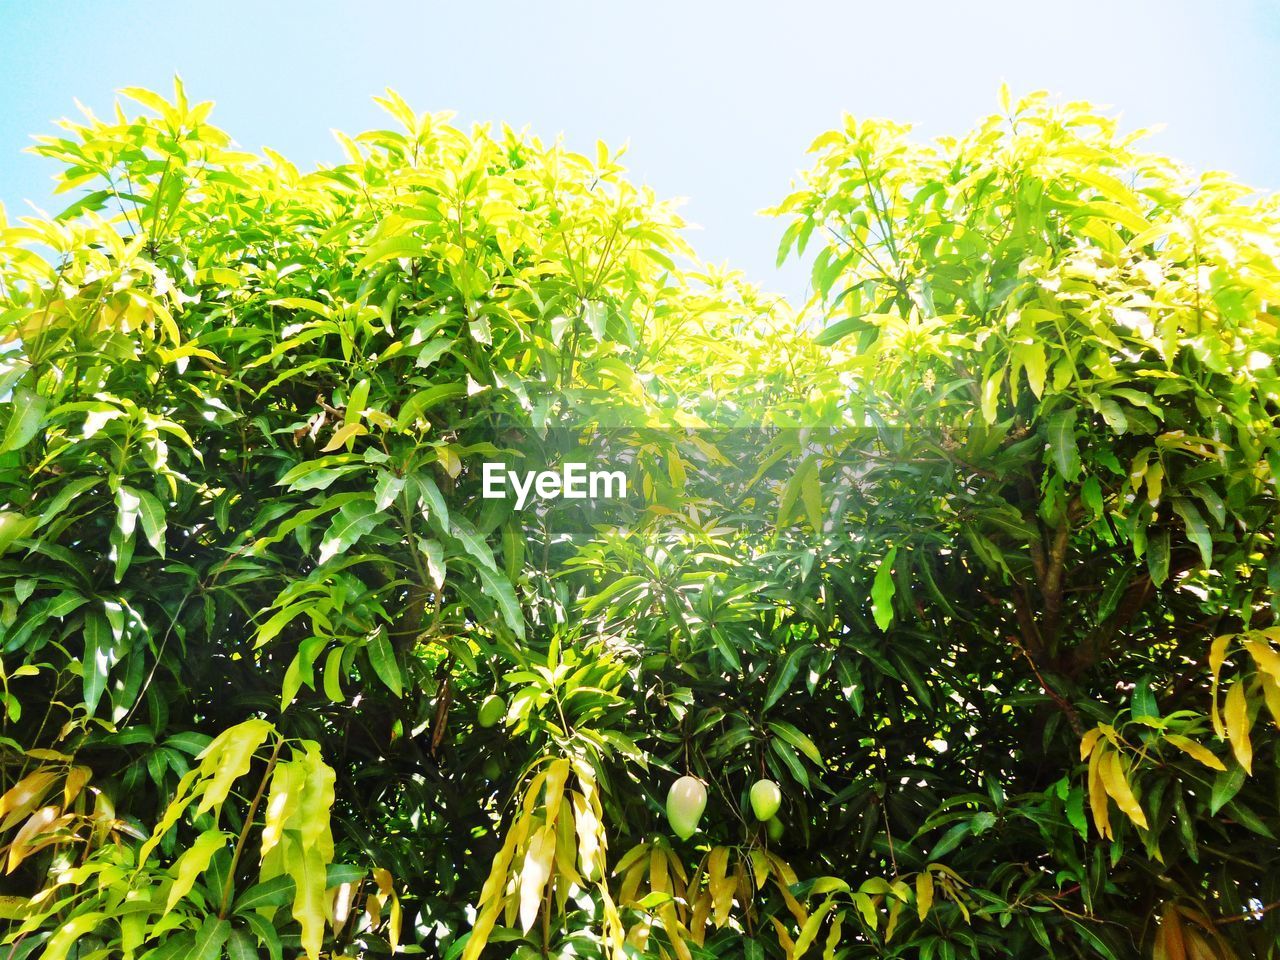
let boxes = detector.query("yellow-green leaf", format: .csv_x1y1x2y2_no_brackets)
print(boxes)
165,829,229,914
196,719,273,818
1163,734,1226,772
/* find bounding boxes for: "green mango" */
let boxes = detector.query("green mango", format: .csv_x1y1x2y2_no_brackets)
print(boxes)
477,694,506,728
749,779,782,821
666,776,707,840
766,816,784,842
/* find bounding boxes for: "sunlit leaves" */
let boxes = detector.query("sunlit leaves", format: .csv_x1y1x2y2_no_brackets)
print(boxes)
1,79,1278,960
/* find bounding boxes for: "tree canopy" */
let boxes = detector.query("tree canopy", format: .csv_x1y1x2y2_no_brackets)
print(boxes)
0,82,1278,960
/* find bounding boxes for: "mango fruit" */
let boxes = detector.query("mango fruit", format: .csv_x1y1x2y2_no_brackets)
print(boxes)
666,775,707,839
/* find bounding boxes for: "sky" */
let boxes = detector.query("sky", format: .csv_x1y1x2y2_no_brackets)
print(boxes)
1,0,1278,303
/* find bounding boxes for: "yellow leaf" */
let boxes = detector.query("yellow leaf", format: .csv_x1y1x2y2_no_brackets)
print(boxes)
6,805,64,873
138,770,201,866
1208,634,1232,737
775,873,809,927
461,900,502,960
1224,679,1253,775
63,766,92,808
1087,746,1111,839
769,916,797,955
321,422,367,452
1079,727,1103,761
885,898,903,942
1163,734,1226,772
388,890,402,954
518,824,556,933
708,846,733,928
260,761,302,862
689,890,712,945
284,834,329,960
436,444,462,478
1260,673,1280,730
571,790,602,883
541,758,571,828
765,851,798,886
1153,901,1185,960
0,770,57,826
748,849,769,890
1245,639,1280,682
915,871,934,921
1100,751,1148,830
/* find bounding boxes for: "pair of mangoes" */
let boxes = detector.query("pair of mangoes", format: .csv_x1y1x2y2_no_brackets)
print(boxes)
666,776,783,839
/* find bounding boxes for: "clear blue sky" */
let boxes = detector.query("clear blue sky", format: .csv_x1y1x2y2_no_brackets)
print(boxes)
2,1,1277,302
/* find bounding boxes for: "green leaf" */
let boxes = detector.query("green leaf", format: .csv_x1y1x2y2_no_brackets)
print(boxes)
243,913,283,960
768,720,823,766
1,388,47,453
764,645,807,711
82,608,118,717
871,547,897,631
40,911,106,960
812,314,866,346
397,383,467,428
226,930,259,960
373,470,407,512
1097,567,1131,622
1047,409,1081,481
317,498,379,564
1066,786,1088,841
1067,919,1118,960
365,628,403,697
1172,498,1213,569
1146,529,1170,586
413,472,450,530
233,874,296,913
0,511,37,556
1015,341,1047,399
345,378,370,427
476,563,525,640
926,821,971,861
1209,764,1246,816
769,738,809,790
35,476,100,528
130,486,168,557
981,366,1005,424
190,916,231,960
139,936,195,960
451,515,498,572
165,731,213,756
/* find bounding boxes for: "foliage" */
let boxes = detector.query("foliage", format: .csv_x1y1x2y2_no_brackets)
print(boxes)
0,81,1277,960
